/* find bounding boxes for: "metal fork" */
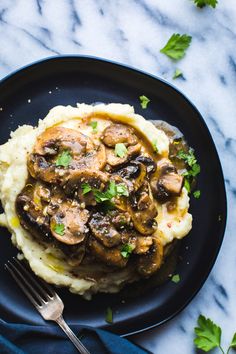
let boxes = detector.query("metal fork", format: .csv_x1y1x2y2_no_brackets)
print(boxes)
5,257,91,354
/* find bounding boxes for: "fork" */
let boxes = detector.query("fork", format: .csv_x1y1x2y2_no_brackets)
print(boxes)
5,257,91,354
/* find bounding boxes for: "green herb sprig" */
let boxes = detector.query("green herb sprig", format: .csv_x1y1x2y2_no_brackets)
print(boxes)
194,315,236,353
177,148,200,194
81,181,129,203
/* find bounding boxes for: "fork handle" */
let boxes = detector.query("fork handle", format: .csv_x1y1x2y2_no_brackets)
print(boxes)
56,316,91,354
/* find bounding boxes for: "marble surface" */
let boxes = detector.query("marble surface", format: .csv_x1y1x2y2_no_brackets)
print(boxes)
0,0,235,353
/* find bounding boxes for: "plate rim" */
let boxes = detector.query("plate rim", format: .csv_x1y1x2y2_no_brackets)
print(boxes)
0,55,227,337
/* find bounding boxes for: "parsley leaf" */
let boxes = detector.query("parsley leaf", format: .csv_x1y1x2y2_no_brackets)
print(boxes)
105,307,113,324
230,333,236,350
184,179,191,193
116,183,129,197
193,190,201,199
121,244,135,258
85,181,129,204
160,33,192,60
173,68,183,79
177,148,200,194
177,148,196,167
115,143,127,158
171,274,180,283
89,121,98,133
139,95,150,109
55,150,72,167
193,0,217,8
194,315,222,352
152,139,159,153
81,183,92,195
52,223,65,236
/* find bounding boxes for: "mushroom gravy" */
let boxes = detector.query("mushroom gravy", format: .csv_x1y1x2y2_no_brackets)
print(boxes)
15,116,186,283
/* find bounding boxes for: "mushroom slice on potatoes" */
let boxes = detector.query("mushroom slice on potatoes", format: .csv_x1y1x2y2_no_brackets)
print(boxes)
50,201,90,245
128,182,158,235
114,161,147,192
101,123,138,147
63,169,108,206
150,158,184,203
15,194,52,242
28,126,106,184
137,238,164,276
106,143,141,167
88,211,130,248
88,237,128,268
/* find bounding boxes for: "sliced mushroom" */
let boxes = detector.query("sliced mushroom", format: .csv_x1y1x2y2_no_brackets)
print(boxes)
150,159,184,202
28,127,106,184
88,237,128,268
75,143,107,171
101,124,138,147
136,155,157,175
50,202,90,245
88,212,122,248
137,238,163,276
63,169,108,206
58,243,86,266
34,126,93,156
114,161,146,192
128,183,158,235
15,194,52,242
131,236,153,254
106,144,141,167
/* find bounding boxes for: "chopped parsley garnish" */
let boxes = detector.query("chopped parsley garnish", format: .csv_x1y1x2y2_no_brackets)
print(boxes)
52,223,65,236
193,190,201,199
171,274,180,283
152,139,159,153
139,95,150,109
89,121,98,133
81,183,92,195
116,183,129,197
105,307,113,324
193,0,217,8
177,149,197,167
55,150,72,167
184,179,191,193
177,148,200,195
173,68,183,79
81,181,129,203
115,143,127,158
160,33,192,60
120,243,135,258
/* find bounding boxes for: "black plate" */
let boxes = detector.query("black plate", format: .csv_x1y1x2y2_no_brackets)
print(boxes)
0,56,227,336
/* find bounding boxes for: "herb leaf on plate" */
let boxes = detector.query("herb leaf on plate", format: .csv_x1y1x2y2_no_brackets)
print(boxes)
139,95,150,109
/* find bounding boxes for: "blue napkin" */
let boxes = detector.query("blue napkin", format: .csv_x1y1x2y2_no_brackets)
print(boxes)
0,319,151,354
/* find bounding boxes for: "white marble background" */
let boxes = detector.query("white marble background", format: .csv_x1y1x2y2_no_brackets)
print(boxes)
0,0,236,353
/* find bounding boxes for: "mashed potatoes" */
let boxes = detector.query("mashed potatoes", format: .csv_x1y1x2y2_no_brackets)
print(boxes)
0,103,192,299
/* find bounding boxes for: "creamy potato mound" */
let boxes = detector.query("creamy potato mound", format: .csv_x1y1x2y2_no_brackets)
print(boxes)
0,103,192,299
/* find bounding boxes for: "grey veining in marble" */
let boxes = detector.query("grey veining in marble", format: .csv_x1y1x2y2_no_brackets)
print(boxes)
0,0,235,353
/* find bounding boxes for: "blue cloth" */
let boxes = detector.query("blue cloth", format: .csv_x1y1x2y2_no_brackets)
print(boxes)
0,319,151,354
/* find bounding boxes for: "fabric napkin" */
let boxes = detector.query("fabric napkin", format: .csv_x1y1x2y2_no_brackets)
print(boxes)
0,319,151,354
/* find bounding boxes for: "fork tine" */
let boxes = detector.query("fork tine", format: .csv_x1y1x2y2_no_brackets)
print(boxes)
12,257,55,300
6,260,46,305
5,262,41,310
